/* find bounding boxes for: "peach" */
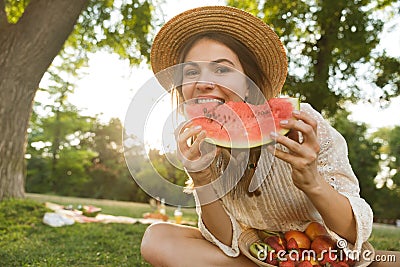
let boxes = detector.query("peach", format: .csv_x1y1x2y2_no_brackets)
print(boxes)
305,221,328,241
311,235,336,254
284,230,311,249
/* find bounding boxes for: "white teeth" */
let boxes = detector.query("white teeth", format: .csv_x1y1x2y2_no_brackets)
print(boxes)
196,98,224,104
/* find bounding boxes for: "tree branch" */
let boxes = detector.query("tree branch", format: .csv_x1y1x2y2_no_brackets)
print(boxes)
0,0,9,30
14,0,89,81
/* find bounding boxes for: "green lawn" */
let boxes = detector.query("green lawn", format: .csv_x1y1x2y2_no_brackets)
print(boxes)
0,194,399,266
0,194,197,267
368,223,400,251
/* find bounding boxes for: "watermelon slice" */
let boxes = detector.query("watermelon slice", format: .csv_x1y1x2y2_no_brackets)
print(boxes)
82,205,102,217
184,97,300,148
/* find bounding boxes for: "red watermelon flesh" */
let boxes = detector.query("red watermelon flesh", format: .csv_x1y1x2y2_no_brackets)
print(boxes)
184,98,299,148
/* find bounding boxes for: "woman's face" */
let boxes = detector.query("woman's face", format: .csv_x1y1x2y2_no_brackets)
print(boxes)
181,38,248,103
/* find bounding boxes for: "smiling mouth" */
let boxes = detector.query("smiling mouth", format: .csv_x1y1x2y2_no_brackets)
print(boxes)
194,98,225,104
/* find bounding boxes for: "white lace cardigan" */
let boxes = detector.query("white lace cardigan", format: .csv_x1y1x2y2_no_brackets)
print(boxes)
193,103,374,258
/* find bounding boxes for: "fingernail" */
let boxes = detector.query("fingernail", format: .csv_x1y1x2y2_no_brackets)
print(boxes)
194,125,202,130
280,120,288,125
270,131,278,138
292,110,300,115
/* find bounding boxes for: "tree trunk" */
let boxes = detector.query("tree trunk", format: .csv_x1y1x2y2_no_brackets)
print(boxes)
0,0,88,200
313,2,344,114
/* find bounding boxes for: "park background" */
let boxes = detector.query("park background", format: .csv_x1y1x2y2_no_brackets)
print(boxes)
1,0,400,266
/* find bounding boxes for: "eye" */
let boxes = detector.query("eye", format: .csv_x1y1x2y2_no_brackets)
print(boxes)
215,65,232,74
183,68,200,78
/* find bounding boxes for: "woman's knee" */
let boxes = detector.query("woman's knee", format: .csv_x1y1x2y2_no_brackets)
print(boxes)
141,222,168,264
141,222,197,265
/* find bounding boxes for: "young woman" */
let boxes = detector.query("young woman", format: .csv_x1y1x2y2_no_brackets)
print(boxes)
141,6,397,267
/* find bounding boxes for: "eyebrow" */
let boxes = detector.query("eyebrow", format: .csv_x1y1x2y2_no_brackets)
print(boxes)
212,59,235,66
184,59,236,67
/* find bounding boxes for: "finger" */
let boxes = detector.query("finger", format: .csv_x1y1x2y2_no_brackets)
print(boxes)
179,125,202,142
280,119,314,136
175,122,190,151
270,131,303,155
184,146,219,172
174,121,192,137
177,125,203,152
174,121,198,144
291,110,318,132
272,129,320,157
185,130,207,159
267,144,313,170
280,119,317,147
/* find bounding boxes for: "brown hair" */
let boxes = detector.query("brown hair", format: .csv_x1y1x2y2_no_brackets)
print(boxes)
176,32,265,197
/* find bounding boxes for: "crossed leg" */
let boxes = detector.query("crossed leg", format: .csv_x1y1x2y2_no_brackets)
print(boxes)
141,222,400,267
140,222,258,267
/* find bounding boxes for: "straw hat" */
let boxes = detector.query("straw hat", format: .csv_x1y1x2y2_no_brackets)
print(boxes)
150,5,288,97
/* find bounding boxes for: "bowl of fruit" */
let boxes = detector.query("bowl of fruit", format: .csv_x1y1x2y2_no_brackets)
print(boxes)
239,221,371,267
239,228,275,267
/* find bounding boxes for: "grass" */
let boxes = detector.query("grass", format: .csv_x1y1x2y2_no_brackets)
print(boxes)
1,222,149,266
0,194,399,266
0,194,197,267
368,223,400,251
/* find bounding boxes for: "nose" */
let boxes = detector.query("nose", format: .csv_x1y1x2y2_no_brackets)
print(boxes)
196,81,215,91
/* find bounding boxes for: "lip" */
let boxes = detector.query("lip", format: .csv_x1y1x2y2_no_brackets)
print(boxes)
193,96,225,104
195,95,225,101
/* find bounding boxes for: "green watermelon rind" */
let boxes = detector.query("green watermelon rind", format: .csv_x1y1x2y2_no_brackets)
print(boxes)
185,98,300,149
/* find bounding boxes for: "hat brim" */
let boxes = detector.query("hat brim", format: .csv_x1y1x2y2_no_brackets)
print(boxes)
150,5,288,97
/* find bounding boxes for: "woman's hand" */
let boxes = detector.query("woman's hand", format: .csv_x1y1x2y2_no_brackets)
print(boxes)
175,123,220,186
267,110,322,193
268,110,358,243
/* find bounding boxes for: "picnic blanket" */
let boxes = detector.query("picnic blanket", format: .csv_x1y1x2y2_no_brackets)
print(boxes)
43,202,196,227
